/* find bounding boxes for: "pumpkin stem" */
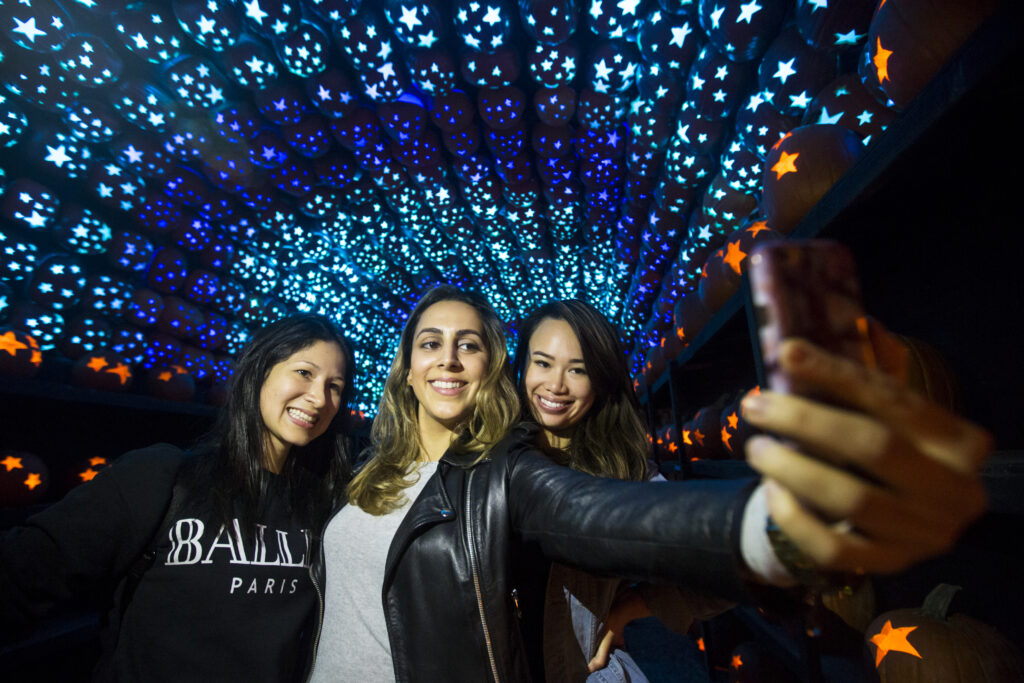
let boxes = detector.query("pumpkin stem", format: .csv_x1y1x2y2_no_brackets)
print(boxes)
922,583,961,621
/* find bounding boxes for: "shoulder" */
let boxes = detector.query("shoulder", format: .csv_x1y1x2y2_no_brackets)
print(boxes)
488,422,541,460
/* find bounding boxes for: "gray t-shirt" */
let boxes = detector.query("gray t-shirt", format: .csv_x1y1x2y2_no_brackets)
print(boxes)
309,460,438,682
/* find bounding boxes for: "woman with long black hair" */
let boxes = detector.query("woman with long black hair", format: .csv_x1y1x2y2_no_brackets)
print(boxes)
1,314,355,682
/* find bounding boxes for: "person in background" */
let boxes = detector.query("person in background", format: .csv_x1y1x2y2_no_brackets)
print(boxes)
309,285,989,682
1,314,355,682
514,299,730,682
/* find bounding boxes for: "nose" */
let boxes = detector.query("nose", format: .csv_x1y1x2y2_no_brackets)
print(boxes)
438,342,463,370
545,372,567,394
306,382,329,408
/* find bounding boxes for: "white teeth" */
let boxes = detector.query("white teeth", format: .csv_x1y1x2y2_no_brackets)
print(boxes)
288,408,316,424
432,380,465,389
539,397,568,409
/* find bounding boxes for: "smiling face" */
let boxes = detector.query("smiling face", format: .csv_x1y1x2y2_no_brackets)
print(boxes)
406,300,490,449
259,339,346,471
524,317,595,450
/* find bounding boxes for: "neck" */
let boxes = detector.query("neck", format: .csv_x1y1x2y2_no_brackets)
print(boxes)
537,427,572,454
417,412,458,462
262,438,289,474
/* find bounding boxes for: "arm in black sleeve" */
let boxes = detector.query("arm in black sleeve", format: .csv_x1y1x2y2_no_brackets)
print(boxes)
506,443,761,604
0,444,183,642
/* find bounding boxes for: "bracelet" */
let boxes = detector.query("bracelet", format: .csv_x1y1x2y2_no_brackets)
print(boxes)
765,516,864,594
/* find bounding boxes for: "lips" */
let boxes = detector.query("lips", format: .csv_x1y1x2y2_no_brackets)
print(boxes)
287,407,318,427
429,378,467,396
536,395,571,412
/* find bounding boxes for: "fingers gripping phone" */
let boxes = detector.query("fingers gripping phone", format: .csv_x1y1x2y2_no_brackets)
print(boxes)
748,240,876,400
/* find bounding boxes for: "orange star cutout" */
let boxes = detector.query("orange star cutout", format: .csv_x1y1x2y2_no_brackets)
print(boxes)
770,131,793,152
723,241,747,275
727,412,739,429
158,371,174,382
675,326,685,341
87,356,109,372
30,350,42,366
746,220,770,238
106,363,132,385
0,331,28,357
874,38,893,83
2,455,23,471
869,620,922,667
693,429,705,446
89,457,108,467
731,654,743,669
697,637,705,652
682,429,692,446
79,468,99,482
25,473,42,490
772,150,800,179
668,442,678,453
721,426,733,451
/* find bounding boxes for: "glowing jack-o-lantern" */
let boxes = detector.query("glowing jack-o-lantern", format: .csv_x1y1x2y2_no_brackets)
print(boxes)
0,450,50,507
71,351,134,392
146,364,196,401
859,0,998,111
63,455,112,494
0,328,44,378
866,584,1024,682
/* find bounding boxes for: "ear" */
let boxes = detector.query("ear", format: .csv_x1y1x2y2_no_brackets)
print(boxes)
406,369,412,386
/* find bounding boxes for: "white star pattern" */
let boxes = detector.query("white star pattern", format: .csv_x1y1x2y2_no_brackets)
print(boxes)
737,1,762,24
773,58,797,84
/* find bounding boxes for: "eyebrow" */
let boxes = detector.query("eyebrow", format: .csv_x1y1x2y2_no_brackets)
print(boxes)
416,327,484,338
532,350,585,364
294,359,346,381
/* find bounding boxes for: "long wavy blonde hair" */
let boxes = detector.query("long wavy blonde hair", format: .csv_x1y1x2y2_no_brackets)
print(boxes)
347,286,520,515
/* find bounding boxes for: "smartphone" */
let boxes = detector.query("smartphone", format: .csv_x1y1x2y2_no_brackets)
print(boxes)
748,240,876,399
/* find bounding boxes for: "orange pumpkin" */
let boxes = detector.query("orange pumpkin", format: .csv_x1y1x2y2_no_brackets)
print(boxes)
865,584,1024,682
71,351,134,391
0,328,43,378
0,449,49,506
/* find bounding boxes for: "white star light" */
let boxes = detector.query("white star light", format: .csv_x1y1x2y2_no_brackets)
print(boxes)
808,0,828,10
197,15,217,34
670,23,692,48
710,5,725,29
856,110,874,126
773,58,797,84
482,6,501,24
243,0,267,24
834,29,864,46
736,1,762,24
617,0,640,15
399,5,421,31
12,16,46,43
45,145,72,167
817,107,843,125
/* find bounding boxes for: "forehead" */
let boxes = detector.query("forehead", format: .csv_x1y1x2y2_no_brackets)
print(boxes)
279,340,346,375
415,299,484,333
530,318,582,355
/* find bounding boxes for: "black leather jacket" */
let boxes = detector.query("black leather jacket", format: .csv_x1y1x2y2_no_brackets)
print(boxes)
308,424,759,682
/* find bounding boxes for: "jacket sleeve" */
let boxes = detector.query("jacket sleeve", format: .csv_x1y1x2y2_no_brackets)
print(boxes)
503,433,761,604
0,444,183,643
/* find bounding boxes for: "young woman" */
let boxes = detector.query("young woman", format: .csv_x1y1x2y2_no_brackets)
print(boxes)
310,285,989,682
0,314,355,682
514,300,728,682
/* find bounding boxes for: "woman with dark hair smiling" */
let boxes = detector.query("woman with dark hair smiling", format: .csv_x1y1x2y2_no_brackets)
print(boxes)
1,314,355,682
309,285,990,682
514,299,728,681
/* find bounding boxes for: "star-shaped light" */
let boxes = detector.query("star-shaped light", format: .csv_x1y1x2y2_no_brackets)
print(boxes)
772,150,799,178
773,58,797,84
873,38,893,83
736,0,762,24
869,620,922,667
12,17,47,43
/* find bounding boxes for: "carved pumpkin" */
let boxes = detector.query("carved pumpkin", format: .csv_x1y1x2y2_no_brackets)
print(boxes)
761,123,864,234
673,291,712,350
719,389,761,460
62,455,112,494
865,584,1024,682
859,0,998,111
146,364,195,401
0,449,50,506
0,328,43,378
71,351,134,391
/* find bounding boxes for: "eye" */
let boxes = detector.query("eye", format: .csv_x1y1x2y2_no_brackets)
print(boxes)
330,383,343,394
420,339,440,350
533,359,550,368
570,367,588,376
296,368,312,378
459,340,481,352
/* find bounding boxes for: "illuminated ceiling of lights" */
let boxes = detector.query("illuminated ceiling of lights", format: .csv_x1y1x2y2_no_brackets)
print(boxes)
0,0,894,415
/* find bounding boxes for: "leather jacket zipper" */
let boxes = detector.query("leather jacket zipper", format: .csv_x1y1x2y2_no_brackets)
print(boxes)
465,469,501,683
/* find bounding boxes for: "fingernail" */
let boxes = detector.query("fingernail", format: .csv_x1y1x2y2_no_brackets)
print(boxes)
782,339,810,366
741,392,765,417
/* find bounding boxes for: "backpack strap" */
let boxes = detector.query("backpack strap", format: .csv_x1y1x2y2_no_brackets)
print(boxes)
118,453,196,618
